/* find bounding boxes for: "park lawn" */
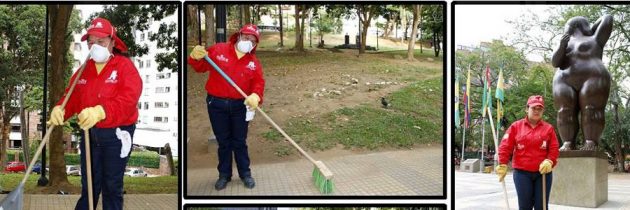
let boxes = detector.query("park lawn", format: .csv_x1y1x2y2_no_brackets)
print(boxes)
0,173,177,194
263,76,443,155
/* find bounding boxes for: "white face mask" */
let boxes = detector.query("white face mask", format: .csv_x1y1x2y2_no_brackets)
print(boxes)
90,42,111,63
237,40,255,53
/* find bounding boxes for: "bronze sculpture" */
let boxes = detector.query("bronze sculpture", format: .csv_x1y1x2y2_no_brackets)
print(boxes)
552,15,613,151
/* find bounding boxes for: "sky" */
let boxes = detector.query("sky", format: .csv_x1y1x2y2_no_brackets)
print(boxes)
454,4,556,62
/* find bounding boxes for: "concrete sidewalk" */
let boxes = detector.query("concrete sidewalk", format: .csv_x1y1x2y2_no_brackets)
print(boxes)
0,194,176,210
455,171,630,210
187,147,443,196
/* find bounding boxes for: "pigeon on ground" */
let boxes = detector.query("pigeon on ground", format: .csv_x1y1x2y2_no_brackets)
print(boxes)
381,97,391,108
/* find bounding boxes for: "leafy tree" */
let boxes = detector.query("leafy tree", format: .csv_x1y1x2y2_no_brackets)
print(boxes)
0,5,46,171
421,4,444,57
311,6,342,47
88,4,178,72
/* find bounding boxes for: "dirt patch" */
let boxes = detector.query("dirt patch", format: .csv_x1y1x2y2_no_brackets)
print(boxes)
186,47,442,169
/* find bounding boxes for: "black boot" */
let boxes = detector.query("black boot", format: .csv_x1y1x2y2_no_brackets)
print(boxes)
242,176,255,189
214,176,231,191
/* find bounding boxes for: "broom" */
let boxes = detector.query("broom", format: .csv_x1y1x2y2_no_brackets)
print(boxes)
0,54,93,209
485,105,510,210
201,55,334,194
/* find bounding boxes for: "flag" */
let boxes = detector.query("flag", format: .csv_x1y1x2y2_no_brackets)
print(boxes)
464,68,471,128
495,68,505,129
455,76,460,128
481,65,493,117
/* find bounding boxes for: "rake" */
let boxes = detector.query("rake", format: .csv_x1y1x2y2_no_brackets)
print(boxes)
202,55,334,194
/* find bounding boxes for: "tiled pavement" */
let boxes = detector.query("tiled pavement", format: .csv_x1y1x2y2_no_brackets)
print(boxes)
186,147,443,196
0,194,176,210
455,171,630,210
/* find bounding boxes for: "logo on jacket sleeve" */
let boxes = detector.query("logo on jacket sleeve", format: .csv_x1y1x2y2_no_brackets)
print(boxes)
105,70,118,84
217,54,229,63
540,140,547,149
246,61,256,71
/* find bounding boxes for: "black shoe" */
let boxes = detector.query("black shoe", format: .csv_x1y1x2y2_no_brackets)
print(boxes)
242,176,255,189
214,177,231,191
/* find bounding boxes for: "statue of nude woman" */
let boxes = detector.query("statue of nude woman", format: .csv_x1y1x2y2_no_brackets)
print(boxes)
551,15,613,151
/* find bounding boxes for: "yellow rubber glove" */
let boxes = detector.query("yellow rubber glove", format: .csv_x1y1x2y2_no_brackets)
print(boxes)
47,105,65,126
78,105,106,130
496,164,508,182
244,93,260,110
539,159,553,174
190,45,208,60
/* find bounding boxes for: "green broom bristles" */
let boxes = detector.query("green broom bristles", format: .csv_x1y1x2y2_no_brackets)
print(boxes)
312,167,334,194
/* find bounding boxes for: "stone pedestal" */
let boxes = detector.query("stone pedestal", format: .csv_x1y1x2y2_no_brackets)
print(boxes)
461,159,480,173
549,151,608,208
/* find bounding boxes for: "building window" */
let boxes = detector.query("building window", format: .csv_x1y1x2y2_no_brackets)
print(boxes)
144,102,149,110
145,75,150,83
140,33,145,41
11,125,20,132
157,73,171,79
139,60,144,68
146,60,151,68
137,102,141,109
154,117,168,123
156,87,170,93
74,43,81,51
155,102,169,108
148,31,153,39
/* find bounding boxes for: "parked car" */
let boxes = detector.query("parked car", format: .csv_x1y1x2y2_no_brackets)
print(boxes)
66,165,81,176
124,168,147,177
32,162,42,174
6,161,26,173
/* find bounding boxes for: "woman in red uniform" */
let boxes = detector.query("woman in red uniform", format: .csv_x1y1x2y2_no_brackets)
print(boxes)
496,95,559,210
188,24,265,190
48,17,142,210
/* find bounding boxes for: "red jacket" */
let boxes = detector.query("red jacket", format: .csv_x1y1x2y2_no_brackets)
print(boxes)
188,35,265,104
57,55,142,128
498,117,560,172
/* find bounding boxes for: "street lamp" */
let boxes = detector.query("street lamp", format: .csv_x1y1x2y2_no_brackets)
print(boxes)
39,6,49,186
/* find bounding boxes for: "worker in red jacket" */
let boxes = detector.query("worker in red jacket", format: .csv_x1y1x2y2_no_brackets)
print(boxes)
496,95,560,210
188,23,265,190
48,17,142,210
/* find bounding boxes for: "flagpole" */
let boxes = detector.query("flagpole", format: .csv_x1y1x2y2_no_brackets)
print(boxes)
480,115,485,172
461,126,466,164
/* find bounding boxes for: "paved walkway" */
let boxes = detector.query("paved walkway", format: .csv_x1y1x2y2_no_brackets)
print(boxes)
455,171,630,210
187,148,443,196
0,194,176,210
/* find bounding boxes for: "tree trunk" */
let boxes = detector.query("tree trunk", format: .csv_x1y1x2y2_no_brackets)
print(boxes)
294,5,304,51
407,5,422,61
613,102,626,172
20,90,30,165
165,143,175,176
0,110,5,172
400,7,406,44
204,5,215,47
278,5,283,47
358,6,373,54
187,5,199,45
434,28,440,57
48,4,73,187
242,5,251,24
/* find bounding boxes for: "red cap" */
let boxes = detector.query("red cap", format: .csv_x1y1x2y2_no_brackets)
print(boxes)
81,17,128,53
527,95,544,108
239,23,260,42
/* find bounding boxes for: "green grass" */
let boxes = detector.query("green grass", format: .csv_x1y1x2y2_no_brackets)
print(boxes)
262,77,443,152
0,173,177,194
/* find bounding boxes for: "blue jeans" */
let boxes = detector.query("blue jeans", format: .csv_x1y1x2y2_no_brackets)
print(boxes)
207,94,251,179
513,169,553,210
75,125,134,210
